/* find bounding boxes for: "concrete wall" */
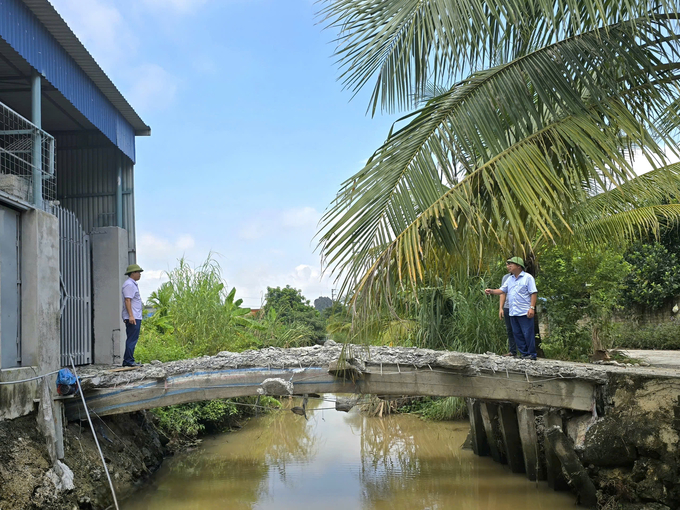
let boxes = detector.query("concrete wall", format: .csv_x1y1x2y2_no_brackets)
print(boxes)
20,209,61,372
0,367,39,420
0,209,60,421
91,227,128,365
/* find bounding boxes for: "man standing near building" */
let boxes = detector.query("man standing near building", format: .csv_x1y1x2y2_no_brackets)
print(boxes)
485,257,538,360
122,264,143,367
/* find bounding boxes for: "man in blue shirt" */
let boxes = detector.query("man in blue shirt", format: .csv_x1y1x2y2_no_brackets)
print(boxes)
121,264,144,367
485,257,538,360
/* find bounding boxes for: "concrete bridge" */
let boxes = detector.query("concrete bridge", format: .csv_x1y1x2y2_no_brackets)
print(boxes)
63,343,680,507
64,342,674,420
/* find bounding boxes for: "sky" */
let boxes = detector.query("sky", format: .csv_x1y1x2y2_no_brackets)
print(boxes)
50,0,400,308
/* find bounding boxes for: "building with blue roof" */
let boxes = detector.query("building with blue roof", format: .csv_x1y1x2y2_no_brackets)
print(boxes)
0,0,150,420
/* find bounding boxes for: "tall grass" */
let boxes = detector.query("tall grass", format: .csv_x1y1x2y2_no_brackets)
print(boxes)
413,270,507,354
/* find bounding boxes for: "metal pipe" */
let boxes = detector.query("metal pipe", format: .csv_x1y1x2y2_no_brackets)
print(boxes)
31,70,42,209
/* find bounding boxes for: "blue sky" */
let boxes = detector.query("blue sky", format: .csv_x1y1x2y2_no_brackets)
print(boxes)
51,0,400,307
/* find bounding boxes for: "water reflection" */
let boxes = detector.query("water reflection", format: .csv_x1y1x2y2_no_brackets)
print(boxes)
123,396,576,510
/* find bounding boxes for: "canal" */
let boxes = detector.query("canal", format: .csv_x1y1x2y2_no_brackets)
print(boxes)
123,396,576,509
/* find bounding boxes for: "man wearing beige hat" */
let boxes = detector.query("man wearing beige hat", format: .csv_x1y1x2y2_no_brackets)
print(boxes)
485,257,538,360
122,264,144,367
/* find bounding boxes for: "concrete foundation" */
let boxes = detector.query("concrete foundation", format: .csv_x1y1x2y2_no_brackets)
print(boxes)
91,227,129,366
498,404,525,474
480,402,505,464
0,367,39,420
466,399,489,457
543,410,570,491
517,405,544,481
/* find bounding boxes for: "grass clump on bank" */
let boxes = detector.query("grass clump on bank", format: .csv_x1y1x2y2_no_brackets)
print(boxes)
398,397,468,421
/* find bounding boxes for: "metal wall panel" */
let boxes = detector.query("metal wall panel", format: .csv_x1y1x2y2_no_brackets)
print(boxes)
55,132,136,262
56,205,91,366
0,0,137,161
0,203,20,368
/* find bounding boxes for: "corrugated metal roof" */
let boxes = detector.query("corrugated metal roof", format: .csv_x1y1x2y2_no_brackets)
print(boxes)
0,0,151,162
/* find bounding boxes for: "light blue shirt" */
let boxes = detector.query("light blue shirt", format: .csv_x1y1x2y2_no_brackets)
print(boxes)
501,273,511,309
500,271,537,317
121,277,143,320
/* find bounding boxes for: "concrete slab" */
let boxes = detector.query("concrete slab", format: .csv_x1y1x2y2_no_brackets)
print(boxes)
619,349,680,370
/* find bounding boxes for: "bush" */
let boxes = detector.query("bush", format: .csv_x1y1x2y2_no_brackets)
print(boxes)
135,328,189,363
538,246,630,357
398,397,467,421
611,321,680,350
621,242,680,310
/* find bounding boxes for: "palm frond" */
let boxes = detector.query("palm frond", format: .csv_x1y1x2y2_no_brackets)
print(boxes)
319,21,680,305
319,0,680,113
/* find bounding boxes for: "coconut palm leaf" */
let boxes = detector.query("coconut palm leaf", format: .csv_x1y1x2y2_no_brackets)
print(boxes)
320,0,680,113
562,164,680,246
319,19,680,305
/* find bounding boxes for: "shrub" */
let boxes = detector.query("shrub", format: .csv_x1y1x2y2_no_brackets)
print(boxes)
611,321,680,350
621,242,680,310
538,246,630,356
399,397,468,421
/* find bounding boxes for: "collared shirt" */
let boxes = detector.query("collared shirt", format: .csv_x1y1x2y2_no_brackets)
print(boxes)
121,277,143,320
500,271,537,316
501,273,511,309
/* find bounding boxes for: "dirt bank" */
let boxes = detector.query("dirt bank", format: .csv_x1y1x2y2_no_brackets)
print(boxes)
0,412,165,509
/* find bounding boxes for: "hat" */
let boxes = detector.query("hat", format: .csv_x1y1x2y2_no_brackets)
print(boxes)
506,256,525,269
125,264,144,275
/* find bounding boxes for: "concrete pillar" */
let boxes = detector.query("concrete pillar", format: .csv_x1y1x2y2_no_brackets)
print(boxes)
480,401,506,464
517,405,545,481
21,209,60,372
466,399,489,457
543,410,570,491
91,227,128,365
31,70,42,209
546,427,597,507
498,404,525,474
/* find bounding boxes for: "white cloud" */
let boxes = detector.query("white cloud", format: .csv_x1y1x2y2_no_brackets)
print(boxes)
50,0,137,72
237,206,321,241
282,207,319,229
126,64,179,112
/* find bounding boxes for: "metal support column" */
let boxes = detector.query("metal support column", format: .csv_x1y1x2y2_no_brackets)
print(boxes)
116,153,123,227
31,70,42,209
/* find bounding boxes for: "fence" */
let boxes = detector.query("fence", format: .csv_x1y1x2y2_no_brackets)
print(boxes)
0,100,55,210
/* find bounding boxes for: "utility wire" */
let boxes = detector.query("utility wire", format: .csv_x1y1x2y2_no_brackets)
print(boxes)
69,356,120,510
0,369,60,385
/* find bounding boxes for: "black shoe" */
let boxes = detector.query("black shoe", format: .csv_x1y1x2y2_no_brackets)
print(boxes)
122,362,142,367
521,355,537,361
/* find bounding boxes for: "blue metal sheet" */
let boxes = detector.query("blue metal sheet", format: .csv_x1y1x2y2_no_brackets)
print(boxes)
0,0,137,162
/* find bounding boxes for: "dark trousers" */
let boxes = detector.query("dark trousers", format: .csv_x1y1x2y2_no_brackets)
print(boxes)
503,309,517,355
124,319,142,365
510,315,536,358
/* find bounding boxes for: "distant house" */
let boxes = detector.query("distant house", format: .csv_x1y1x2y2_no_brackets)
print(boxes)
0,0,149,420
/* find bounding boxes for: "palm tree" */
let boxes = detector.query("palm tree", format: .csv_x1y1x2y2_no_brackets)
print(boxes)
318,0,680,311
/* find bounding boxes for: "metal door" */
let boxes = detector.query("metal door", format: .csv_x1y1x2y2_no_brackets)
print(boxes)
57,206,91,366
0,203,20,368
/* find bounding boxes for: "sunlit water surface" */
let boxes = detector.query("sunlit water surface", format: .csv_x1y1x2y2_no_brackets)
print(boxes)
123,396,576,510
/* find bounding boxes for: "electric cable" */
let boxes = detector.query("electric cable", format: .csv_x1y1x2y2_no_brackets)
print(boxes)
69,355,120,510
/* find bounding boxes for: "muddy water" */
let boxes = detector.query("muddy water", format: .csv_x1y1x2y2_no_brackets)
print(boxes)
124,396,576,510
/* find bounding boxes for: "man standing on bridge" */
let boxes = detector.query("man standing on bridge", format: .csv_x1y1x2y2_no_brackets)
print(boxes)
122,264,144,367
485,257,538,360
